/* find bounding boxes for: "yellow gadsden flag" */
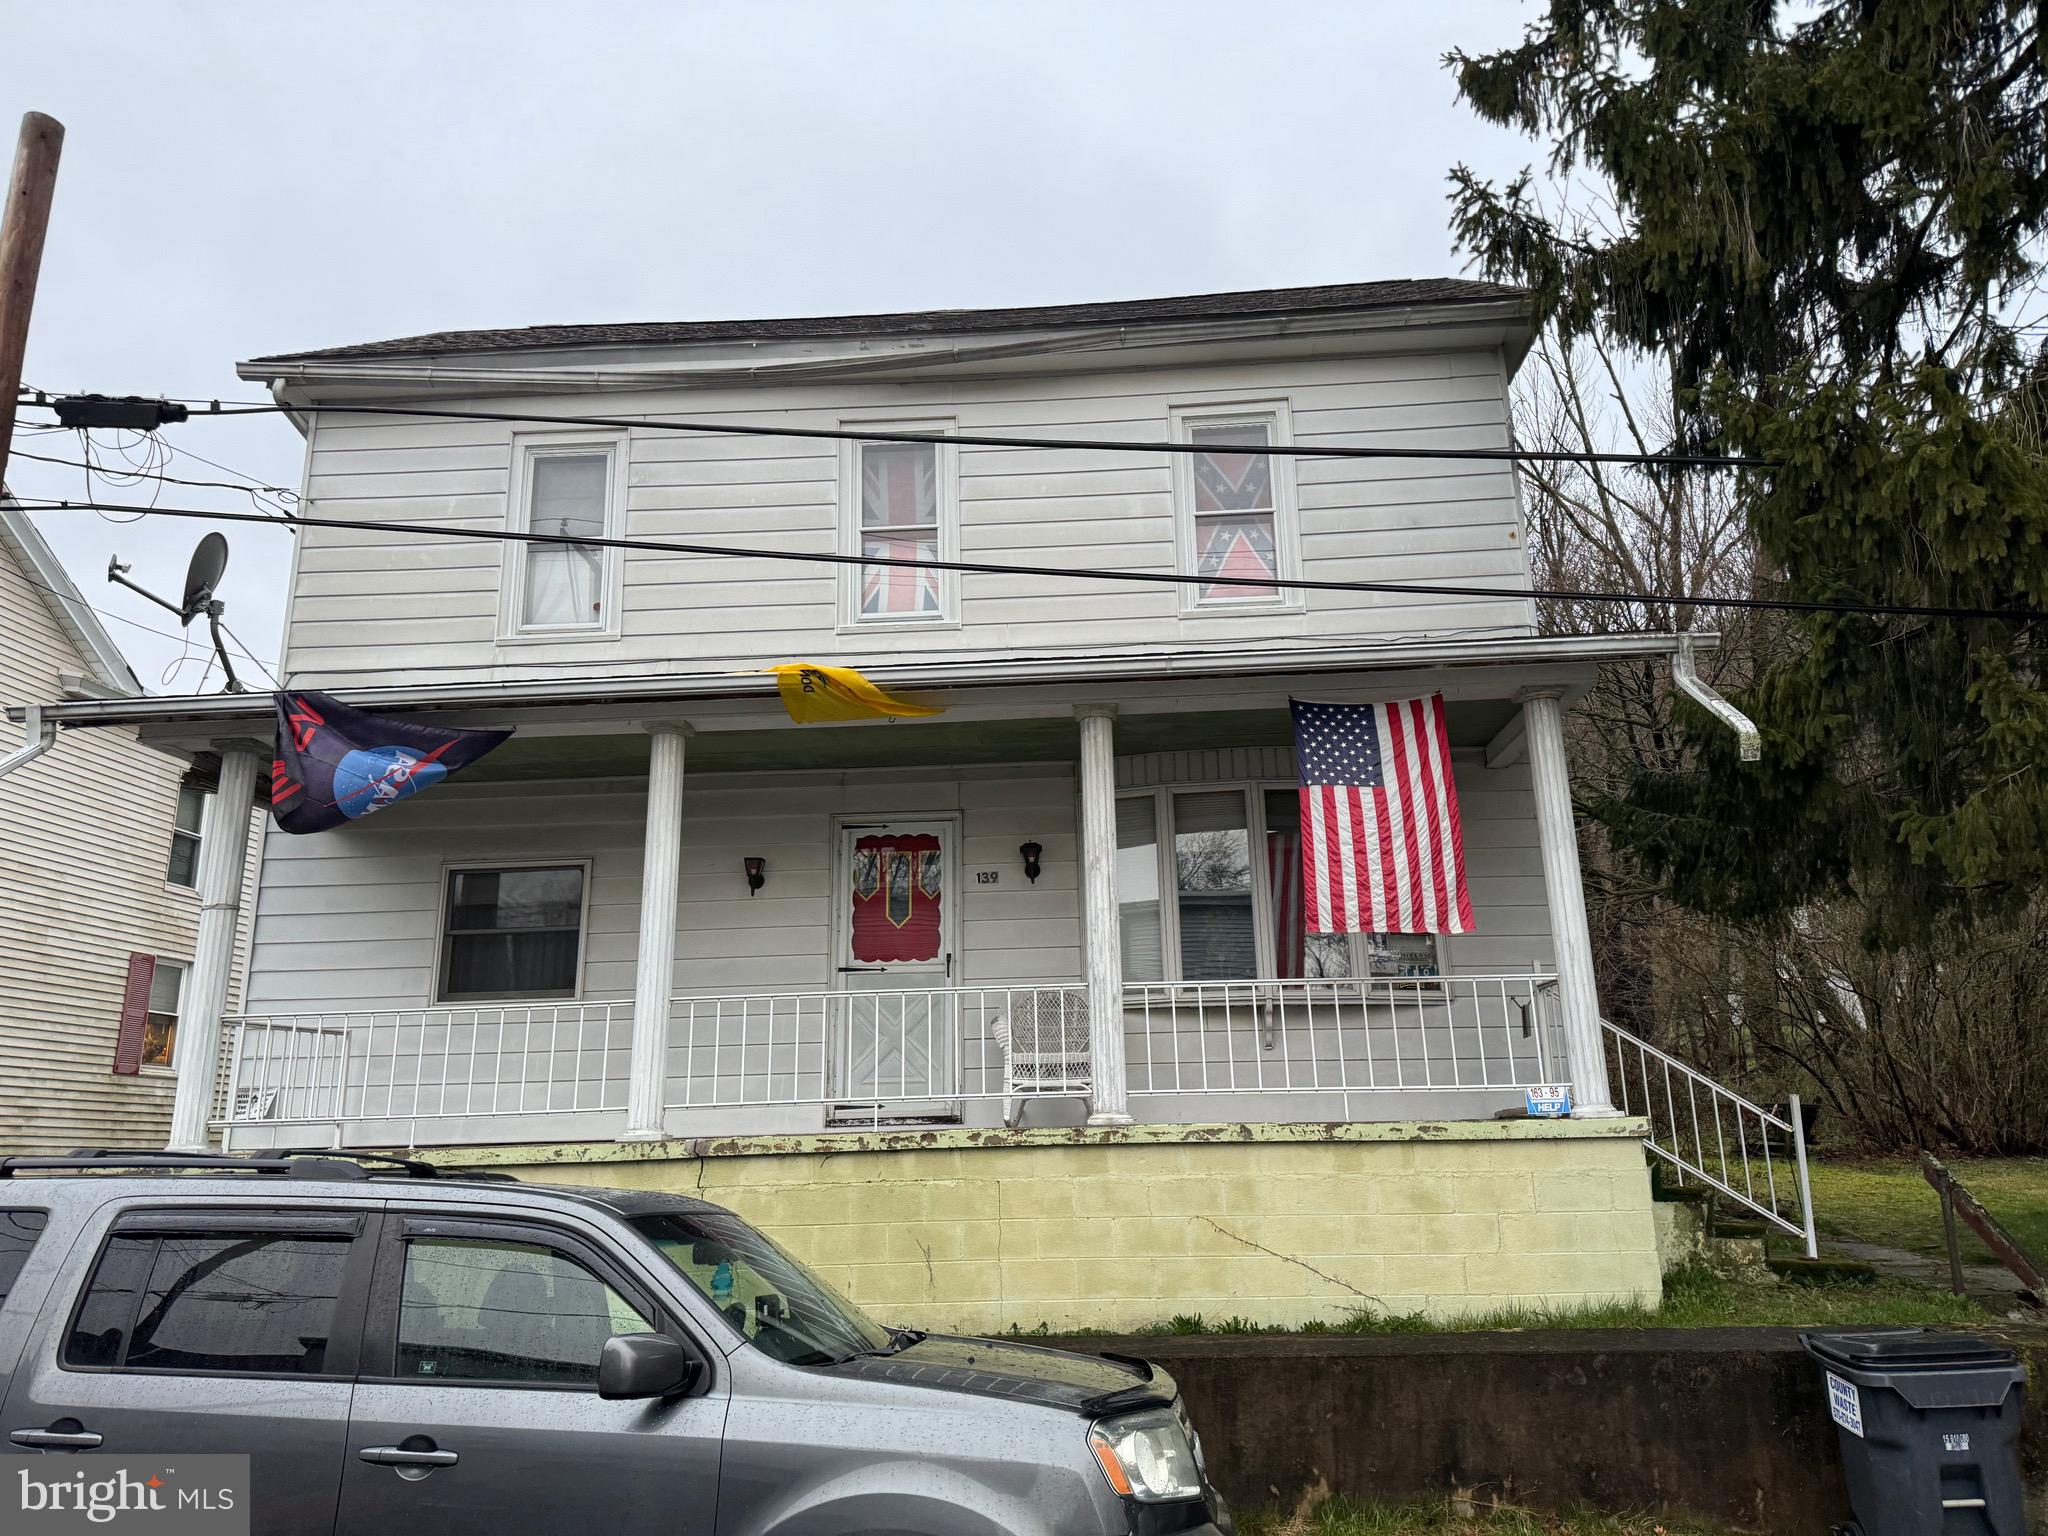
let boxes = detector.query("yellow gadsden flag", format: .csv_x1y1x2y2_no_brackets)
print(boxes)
767,664,944,724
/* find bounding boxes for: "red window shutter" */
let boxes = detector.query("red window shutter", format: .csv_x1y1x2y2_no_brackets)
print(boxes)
113,952,156,1075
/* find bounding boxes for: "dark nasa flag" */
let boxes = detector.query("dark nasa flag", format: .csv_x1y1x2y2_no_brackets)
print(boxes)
271,692,511,834
1290,695,1474,936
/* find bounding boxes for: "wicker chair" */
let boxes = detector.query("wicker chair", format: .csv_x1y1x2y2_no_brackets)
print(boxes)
990,988,1092,1127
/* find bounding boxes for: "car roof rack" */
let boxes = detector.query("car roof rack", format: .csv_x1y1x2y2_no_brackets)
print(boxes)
0,1148,516,1182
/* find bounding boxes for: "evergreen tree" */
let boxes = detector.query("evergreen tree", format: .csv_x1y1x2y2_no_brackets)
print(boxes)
1449,1,2048,941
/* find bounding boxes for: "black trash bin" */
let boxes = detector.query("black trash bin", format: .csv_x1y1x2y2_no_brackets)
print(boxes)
1802,1329,2028,1536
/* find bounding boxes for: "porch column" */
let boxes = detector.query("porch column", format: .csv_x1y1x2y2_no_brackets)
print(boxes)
1075,704,1131,1125
166,742,262,1152
1517,687,1618,1116
621,720,692,1142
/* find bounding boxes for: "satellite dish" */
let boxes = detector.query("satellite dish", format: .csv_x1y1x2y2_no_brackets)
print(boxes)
179,533,230,627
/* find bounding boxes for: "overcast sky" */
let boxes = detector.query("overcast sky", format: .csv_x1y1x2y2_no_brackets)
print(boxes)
3,1,1534,693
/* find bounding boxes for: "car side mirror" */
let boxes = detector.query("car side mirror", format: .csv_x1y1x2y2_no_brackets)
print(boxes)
598,1332,701,1400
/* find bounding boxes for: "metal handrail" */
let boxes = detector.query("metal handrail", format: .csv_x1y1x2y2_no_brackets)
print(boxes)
1602,1016,1817,1257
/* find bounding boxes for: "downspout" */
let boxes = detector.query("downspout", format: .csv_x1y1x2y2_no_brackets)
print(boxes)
1671,635,1760,762
0,704,54,778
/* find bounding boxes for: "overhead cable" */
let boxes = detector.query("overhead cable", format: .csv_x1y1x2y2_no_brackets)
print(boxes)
14,495,2043,625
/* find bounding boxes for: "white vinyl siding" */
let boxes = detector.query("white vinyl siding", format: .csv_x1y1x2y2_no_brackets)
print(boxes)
283,351,1529,685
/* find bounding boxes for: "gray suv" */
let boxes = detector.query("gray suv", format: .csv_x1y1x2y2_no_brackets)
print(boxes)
0,1150,1230,1535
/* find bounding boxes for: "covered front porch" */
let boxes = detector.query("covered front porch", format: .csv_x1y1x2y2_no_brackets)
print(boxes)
183,637,1641,1153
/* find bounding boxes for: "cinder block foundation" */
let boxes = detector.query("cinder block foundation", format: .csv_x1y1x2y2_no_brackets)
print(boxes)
437,1118,1661,1333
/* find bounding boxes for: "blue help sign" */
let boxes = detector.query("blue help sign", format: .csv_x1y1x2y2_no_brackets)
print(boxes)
1525,1083,1572,1117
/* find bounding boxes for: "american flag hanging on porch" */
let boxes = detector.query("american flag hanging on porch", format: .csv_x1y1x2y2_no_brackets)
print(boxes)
1290,695,1474,936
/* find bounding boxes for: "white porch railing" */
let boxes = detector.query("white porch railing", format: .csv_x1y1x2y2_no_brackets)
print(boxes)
1602,1018,1818,1257
1122,973,1566,1098
219,1002,637,1128
215,986,1093,1136
664,985,1090,1114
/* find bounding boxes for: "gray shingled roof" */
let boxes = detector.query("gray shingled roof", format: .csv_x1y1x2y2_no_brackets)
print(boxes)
247,279,1526,364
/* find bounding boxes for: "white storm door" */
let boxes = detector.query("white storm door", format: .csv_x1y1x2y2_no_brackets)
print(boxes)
832,818,958,1107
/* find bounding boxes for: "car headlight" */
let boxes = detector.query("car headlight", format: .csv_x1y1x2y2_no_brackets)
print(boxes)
1088,1407,1203,1503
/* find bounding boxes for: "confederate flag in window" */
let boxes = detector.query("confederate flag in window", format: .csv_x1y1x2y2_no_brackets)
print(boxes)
1191,421,1279,601
850,833,942,963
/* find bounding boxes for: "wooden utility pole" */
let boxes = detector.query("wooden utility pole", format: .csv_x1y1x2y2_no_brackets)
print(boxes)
0,111,65,496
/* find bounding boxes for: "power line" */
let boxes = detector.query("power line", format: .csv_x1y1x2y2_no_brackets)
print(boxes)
6,561,280,675
9,446,299,498
18,394,1769,470
16,494,2045,625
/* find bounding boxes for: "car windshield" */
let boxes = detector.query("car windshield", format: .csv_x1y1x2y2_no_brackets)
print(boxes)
631,1211,893,1366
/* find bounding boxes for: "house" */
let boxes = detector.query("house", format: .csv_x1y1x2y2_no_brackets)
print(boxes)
9,283,1813,1330
0,498,260,1152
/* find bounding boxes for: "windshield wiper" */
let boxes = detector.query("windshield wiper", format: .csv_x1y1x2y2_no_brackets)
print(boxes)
843,1326,927,1362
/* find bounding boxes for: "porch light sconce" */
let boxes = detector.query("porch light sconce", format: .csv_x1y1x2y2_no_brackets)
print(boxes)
743,857,767,895
1019,842,1043,883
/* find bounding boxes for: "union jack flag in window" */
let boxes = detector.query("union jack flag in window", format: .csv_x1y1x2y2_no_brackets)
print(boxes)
1190,420,1279,601
859,442,942,617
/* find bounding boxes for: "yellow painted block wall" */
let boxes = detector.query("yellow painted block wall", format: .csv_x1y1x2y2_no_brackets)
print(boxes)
486,1126,1662,1334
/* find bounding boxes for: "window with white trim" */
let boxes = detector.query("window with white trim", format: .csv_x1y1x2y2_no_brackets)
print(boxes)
1172,405,1298,608
166,785,206,888
143,960,185,1070
841,425,958,625
504,435,625,638
1117,783,1443,982
437,864,588,1002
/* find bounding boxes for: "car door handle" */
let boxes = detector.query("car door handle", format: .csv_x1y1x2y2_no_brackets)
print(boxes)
359,1446,458,1467
12,1428,104,1449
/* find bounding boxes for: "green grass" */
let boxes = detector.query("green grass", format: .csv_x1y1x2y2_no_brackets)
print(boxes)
1805,1156,2048,1268
1104,1264,1981,1338
1235,1493,1732,1536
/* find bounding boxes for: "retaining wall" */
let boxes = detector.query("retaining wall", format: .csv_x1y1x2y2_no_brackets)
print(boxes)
1042,1327,2048,1534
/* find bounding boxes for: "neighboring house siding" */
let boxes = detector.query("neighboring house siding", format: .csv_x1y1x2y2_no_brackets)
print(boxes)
0,528,259,1153
282,351,1532,685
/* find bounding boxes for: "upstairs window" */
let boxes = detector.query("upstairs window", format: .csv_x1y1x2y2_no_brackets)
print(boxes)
841,425,957,626
166,784,206,887
1172,405,1298,609
505,435,624,639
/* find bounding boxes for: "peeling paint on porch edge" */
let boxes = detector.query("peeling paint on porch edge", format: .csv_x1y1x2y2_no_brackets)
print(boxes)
415,1116,1653,1169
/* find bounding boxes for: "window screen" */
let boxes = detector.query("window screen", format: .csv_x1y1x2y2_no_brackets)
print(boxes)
1116,796,1164,983
857,442,943,619
1262,788,1352,979
439,866,585,1001
1188,419,1279,603
520,451,610,629
166,786,206,888
143,961,184,1069
0,1211,48,1306
397,1238,652,1386
66,1231,350,1374
1173,790,1255,980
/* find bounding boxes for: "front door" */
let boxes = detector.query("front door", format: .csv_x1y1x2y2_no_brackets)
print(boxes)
832,818,958,1118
